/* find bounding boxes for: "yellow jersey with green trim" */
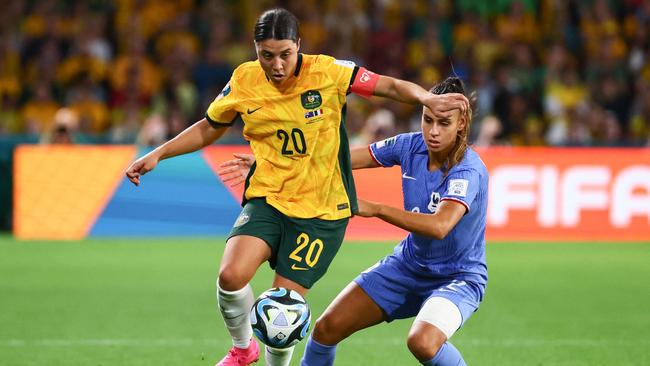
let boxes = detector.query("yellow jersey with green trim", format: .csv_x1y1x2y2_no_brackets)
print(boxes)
206,54,358,220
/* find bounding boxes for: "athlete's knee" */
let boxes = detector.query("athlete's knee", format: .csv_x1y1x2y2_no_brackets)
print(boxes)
217,265,251,291
406,325,446,361
312,313,347,345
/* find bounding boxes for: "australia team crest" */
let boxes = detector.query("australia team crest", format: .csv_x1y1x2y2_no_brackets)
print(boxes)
301,90,322,109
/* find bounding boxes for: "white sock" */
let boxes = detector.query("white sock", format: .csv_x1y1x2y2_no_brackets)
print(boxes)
265,346,294,366
217,282,254,349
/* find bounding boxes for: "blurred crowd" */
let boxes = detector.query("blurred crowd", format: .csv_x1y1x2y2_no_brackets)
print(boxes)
1,0,650,147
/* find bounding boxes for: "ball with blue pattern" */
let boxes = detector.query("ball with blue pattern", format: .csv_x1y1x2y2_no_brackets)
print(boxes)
250,287,311,349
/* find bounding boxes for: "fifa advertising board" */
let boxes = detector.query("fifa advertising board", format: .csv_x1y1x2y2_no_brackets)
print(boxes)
13,145,650,241
479,147,650,242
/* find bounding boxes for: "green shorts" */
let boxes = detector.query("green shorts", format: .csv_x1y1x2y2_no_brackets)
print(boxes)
228,198,348,289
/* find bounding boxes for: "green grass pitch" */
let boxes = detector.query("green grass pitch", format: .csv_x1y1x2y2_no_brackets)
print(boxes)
1,237,649,365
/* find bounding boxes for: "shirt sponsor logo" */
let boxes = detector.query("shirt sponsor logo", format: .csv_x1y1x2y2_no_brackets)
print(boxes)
447,179,469,197
301,90,322,109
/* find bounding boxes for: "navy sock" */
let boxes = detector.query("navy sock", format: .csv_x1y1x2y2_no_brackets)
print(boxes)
422,342,466,366
300,335,337,366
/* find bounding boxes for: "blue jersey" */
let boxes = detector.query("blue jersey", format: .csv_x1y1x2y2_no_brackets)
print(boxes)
369,132,488,286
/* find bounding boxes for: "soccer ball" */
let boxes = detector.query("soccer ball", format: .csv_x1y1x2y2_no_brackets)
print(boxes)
250,287,311,349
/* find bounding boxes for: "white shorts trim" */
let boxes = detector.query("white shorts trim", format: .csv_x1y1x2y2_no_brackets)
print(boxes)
414,297,462,339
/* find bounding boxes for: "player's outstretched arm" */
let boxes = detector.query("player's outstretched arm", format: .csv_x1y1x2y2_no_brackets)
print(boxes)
373,75,469,120
357,199,466,240
125,118,228,186
350,146,380,169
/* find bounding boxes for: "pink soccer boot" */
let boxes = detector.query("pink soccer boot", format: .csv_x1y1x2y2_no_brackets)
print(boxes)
216,339,260,366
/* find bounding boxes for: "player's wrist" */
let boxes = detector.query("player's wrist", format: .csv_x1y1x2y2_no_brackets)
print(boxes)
149,146,166,161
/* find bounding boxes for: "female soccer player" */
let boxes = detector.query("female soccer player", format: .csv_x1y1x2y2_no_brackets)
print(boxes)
221,77,485,365
302,76,486,366
125,8,468,366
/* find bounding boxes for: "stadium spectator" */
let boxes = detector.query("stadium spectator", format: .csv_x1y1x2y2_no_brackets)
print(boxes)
41,107,78,144
67,74,110,134
20,81,60,134
351,107,397,146
125,8,468,366
192,25,234,109
474,115,503,147
3,0,650,146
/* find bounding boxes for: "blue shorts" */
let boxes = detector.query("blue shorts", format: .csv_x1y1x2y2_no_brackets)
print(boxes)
354,253,484,323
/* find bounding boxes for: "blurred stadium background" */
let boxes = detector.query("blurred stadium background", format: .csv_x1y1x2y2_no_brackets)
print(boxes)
1,0,650,365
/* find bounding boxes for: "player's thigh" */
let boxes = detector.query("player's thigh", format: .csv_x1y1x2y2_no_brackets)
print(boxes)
410,297,462,346
314,282,386,343
274,216,348,289
219,235,272,288
414,278,483,341
220,198,281,289
272,272,308,298
420,280,483,337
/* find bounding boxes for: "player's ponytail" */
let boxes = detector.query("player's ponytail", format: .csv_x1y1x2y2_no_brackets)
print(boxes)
430,77,476,175
254,8,300,43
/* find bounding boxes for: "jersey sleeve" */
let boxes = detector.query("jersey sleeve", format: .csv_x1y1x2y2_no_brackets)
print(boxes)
322,56,356,95
440,169,480,213
368,133,410,167
205,78,239,128
321,55,379,98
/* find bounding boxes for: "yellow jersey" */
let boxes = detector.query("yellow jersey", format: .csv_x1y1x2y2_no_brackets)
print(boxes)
206,54,358,220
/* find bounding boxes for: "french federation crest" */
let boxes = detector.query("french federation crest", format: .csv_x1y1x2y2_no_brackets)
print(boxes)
301,90,322,109
428,192,441,213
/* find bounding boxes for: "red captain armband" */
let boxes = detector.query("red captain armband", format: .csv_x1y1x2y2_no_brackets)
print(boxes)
350,67,380,99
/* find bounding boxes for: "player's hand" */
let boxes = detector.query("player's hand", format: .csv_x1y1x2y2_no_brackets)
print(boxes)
356,199,379,217
125,152,160,186
422,93,469,120
217,153,255,187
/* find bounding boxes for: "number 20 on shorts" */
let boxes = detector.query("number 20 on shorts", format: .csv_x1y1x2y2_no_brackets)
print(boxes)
289,233,323,268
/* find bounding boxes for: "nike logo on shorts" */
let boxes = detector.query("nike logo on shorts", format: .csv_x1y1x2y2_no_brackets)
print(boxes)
291,264,309,271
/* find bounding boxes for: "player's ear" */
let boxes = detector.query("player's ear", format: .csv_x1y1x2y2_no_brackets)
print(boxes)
457,112,468,133
296,38,301,51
